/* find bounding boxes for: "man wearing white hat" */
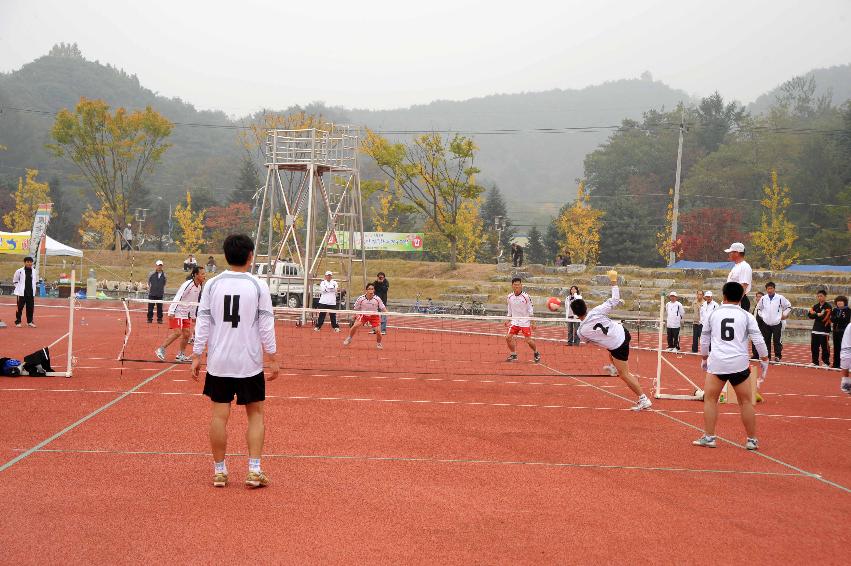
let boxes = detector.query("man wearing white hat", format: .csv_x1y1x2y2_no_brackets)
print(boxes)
725,242,753,312
700,291,719,333
314,270,340,332
147,260,167,324
666,291,684,351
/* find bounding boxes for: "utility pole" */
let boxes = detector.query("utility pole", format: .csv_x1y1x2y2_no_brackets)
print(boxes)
669,106,685,267
494,215,505,264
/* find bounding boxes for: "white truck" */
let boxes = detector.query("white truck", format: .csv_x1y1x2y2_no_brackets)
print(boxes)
252,261,344,308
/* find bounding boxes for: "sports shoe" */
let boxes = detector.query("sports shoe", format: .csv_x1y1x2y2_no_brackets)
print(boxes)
343,337,351,346
369,329,376,334
155,347,166,361
175,353,192,363
773,356,781,363
377,342,383,350
0,321,6,328
692,435,717,448
15,323,22,328
603,364,618,376
313,327,320,332
631,396,652,411
245,470,269,488
213,472,228,487
745,438,759,451
506,353,518,362
533,351,541,363
188,337,194,344
333,327,341,333
27,322,36,328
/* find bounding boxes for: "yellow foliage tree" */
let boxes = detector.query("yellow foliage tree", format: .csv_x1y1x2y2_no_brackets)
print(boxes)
79,204,120,248
751,170,799,270
174,192,206,255
655,188,683,263
555,181,604,266
371,183,400,232
426,198,486,263
3,169,51,231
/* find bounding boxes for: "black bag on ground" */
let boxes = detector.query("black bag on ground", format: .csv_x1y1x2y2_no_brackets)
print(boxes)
23,347,54,377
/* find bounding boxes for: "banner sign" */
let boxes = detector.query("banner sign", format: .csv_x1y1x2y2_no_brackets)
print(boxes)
330,232,425,252
0,232,31,255
30,203,52,258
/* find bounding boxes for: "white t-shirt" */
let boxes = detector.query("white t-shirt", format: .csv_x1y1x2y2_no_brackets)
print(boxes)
319,279,338,306
565,293,582,320
577,286,626,351
757,293,791,326
353,294,386,312
727,261,753,295
168,279,202,319
700,300,719,327
666,301,684,329
192,270,276,378
507,291,533,327
840,324,851,370
700,304,767,375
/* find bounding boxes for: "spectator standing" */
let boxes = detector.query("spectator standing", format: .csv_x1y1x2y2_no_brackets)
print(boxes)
830,296,850,369
511,243,518,267
700,291,719,335
372,271,390,334
691,290,705,353
665,292,684,351
563,285,582,346
122,224,133,251
205,256,218,274
516,244,524,267
724,242,753,312
808,290,832,366
147,260,167,324
315,270,341,332
13,256,37,328
756,282,791,361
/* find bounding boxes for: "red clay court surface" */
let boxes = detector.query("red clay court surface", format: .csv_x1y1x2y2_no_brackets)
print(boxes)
1,299,849,564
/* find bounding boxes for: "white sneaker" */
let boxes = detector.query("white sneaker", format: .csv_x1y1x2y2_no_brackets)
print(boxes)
745,438,759,451
841,383,851,394
603,364,618,376
692,435,717,448
27,322,37,328
333,327,341,333
155,347,166,361
377,343,383,350
313,327,320,332
631,396,652,411
175,353,192,363
343,337,351,346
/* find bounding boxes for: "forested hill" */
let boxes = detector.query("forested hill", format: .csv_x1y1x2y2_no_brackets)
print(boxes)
748,63,851,116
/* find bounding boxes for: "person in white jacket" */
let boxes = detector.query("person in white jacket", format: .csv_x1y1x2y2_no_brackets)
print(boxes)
13,256,38,328
666,292,684,351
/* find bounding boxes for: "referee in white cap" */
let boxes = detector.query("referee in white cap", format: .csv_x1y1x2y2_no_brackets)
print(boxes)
724,242,753,312
314,270,341,332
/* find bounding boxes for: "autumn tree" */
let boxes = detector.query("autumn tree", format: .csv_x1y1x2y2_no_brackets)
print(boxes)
205,202,254,250
48,98,172,249
655,188,683,264
425,199,485,264
678,208,747,262
555,181,603,266
174,192,206,255
362,131,484,268
80,204,119,248
751,171,799,270
3,169,51,231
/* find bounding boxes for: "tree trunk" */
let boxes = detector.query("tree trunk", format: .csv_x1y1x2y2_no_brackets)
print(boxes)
449,237,458,270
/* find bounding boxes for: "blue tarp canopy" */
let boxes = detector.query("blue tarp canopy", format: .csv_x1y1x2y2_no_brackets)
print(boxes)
670,261,733,270
784,264,851,273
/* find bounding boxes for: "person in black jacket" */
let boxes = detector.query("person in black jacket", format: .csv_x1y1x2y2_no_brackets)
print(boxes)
830,295,850,369
372,272,389,334
147,260,167,324
808,290,832,366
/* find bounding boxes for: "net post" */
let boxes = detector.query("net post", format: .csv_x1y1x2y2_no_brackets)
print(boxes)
65,269,75,378
654,292,663,398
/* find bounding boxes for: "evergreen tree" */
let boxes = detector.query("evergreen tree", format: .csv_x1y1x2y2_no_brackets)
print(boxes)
231,156,261,204
526,226,546,264
544,221,561,262
47,176,76,242
599,198,659,266
478,185,515,262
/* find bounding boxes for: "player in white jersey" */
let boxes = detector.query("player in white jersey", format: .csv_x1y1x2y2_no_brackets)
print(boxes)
724,242,753,311
343,283,387,349
694,282,768,451
505,277,541,363
665,291,684,351
573,270,651,411
839,323,851,394
191,234,279,488
156,266,205,363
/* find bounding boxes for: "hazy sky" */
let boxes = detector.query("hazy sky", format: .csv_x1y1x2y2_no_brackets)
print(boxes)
2,0,850,116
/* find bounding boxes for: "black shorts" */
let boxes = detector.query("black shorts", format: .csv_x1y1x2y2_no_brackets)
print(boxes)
203,372,265,405
715,367,750,386
609,328,631,362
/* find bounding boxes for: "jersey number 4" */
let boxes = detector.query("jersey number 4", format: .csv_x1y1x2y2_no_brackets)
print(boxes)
721,318,735,341
223,295,241,328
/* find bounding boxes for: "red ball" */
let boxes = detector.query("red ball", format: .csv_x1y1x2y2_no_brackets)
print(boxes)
547,297,561,312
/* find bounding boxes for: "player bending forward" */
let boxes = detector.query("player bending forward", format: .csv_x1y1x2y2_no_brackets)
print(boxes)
156,266,205,363
693,282,768,451
191,234,279,488
572,270,651,411
344,283,387,349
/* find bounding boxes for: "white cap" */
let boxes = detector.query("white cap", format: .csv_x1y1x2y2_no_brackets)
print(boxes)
704,291,713,297
155,260,164,266
325,270,333,276
669,291,678,297
724,242,745,253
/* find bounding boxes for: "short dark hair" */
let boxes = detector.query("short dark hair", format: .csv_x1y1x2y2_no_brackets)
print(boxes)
722,281,744,303
835,295,848,305
365,283,375,290
223,234,254,266
571,299,587,317
755,291,764,297
511,277,522,284
186,265,204,280
24,256,34,262
377,272,385,277
765,282,776,289
570,286,580,295
817,289,827,296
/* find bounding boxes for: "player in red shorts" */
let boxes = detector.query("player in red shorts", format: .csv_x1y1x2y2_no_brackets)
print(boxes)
156,266,205,363
505,277,541,363
343,283,388,349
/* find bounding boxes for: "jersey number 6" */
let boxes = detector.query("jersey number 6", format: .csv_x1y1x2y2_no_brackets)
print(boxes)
223,295,241,328
721,318,734,341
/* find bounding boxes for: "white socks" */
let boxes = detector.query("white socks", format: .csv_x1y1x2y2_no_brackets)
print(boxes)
214,461,227,475
249,458,262,473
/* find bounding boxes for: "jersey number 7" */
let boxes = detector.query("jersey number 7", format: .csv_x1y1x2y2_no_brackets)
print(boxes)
224,295,241,328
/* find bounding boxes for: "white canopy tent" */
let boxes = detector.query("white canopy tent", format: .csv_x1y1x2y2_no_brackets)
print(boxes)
2,231,83,258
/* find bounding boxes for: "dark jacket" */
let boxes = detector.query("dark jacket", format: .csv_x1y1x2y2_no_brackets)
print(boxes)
830,306,850,335
808,302,832,334
148,271,167,297
373,278,389,305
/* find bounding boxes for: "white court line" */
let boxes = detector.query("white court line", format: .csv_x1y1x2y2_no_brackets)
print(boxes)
0,364,178,473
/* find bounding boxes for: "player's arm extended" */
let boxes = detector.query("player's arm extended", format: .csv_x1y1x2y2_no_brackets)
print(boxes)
748,315,769,360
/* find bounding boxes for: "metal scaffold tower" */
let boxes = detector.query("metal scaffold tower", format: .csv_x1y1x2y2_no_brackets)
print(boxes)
253,125,366,311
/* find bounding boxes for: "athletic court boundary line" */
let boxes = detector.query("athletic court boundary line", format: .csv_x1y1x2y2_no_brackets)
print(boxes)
0,364,178,473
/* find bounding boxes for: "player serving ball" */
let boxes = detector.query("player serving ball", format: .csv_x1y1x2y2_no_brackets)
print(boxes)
343,283,387,349
568,269,652,411
505,277,541,363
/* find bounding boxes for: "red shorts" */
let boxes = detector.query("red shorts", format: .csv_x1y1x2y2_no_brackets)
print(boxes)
357,314,381,328
169,317,192,330
508,325,532,337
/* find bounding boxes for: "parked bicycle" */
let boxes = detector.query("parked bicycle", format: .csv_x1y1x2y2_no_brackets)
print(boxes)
410,293,446,314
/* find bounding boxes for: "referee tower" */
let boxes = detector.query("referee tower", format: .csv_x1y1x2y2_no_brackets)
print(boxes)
253,125,366,312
